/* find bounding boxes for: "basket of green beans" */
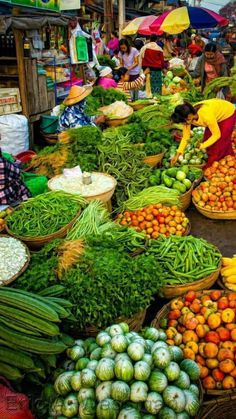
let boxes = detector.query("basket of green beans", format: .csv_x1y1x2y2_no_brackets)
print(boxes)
5,191,85,250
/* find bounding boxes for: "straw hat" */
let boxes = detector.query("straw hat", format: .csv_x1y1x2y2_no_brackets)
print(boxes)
63,85,93,106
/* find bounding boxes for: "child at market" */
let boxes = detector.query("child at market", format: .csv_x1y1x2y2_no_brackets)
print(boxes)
116,67,148,102
0,148,30,205
97,67,117,89
111,49,120,68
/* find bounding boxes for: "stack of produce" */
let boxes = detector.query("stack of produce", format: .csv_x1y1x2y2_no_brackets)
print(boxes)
148,236,221,287
178,127,207,166
0,236,28,285
105,122,147,144
221,256,236,291
29,126,103,178
0,287,73,381
0,207,13,231
162,70,188,95
162,290,236,391
233,128,236,155
203,64,236,99
85,87,128,116
49,324,201,418
192,155,236,212
100,101,133,120
6,191,85,238
117,204,189,239
144,141,165,157
148,166,202,194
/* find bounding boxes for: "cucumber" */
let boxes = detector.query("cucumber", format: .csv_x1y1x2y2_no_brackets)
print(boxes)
38,285,65,297
0,346,35,370
0,289,59,322
0,361,23,381
46,297,73,309
0,318,41,337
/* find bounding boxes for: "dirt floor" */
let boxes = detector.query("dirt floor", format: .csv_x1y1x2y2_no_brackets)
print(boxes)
145,205,236,325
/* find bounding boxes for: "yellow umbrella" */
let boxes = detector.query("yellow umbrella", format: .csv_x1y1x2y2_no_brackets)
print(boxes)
122,16,151,36
159,7,189,35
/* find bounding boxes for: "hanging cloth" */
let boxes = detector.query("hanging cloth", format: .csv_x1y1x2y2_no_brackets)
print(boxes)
86,37,93,62
76,36,88,62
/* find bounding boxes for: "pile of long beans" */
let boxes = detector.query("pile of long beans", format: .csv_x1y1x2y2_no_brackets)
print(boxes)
147,235,221,285
6,191,85,237
122,186,180,211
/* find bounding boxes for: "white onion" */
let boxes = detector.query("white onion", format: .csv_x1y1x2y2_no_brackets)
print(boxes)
0,237,28,284
49,173,115,197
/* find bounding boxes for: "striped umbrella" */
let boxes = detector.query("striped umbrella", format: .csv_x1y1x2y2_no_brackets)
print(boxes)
122,15,161,36
150,7,229,35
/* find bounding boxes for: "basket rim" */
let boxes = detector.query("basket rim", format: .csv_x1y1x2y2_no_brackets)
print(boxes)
144,151,165,160
0,234,30,286
5,210,81,242
192,198,236,216
48,172,117,199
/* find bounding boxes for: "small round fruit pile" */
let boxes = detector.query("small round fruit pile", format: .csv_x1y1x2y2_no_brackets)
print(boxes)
163,290,236,391
0,207,13,232
232,130,236,155
192,180,236,211
117,204,189,239
204,155,236,183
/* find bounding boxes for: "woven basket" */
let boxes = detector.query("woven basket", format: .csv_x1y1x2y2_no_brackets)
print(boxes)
5,211,80,250
130,102,154,111
159,263,221,299
152,290,236,397
179,186,193,211
48,173,117,204
143,152,165,167
106,117,130,127
198,394,236,419
193,175,203,188
193,199,236,220
0,234,30,285
80,309,147,338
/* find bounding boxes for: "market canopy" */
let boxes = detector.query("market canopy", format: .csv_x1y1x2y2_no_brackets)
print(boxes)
149,6,229,35
0,15,69,34
122,15,159,36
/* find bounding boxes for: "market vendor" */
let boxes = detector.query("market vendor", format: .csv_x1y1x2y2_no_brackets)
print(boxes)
58,85,105,132
170,98,236,169
0,149,31,205
97,66,117,89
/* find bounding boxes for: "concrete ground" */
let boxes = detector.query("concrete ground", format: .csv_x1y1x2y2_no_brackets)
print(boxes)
145,205,236,324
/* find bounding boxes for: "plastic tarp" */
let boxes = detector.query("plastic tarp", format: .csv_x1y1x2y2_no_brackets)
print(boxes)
0,15,69,34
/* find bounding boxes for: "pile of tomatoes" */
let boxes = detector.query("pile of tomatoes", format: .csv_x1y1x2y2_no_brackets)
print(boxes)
163,290,236,391
232,129,236,155
116,204,189,239
192,155,236,212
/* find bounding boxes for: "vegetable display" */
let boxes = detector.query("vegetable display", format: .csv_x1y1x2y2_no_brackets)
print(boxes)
6,191,84,237
117,204,189,239
192,155,236,212
163,290,236,391
100,101,133,120
0,236,28,284
0,287,73,381
221,256,236,291
149,166,201,194
178,127,207,166
0,207,13,231
147,235,221,286
122,186,180,211
49,323,201,418
144,141,165,157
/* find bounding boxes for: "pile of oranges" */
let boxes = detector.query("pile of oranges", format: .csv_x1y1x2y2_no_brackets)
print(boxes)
116,204,189,239
163,290,236,390
192,155,236,212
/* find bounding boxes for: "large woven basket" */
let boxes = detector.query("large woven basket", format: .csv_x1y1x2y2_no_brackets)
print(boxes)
0,234,30,285
130,101,155,111
193,199,236,220
41,132,59,145
159,263,221,299
152,290,236,397
5,211,80,250
143,152,165,167
197,393,236,418
48,173,117,204
179,186,193,211
80,309,147,338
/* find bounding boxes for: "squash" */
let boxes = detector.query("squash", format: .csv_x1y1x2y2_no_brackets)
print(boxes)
180,360,200,381
163,386,186,413
176,413,190,419
134,361,151,381
151,341,168,354
77,388,95,404
142,353,153,367
90,347,102,361
61,393,78,418
80,368,96,388
111,381,130,402
115,358,134,382
79,399,96,419
87,360,98,371
70,372,82,391
153,347,171,369
109,325,124,337
96,381,112,402
127,342,145,361
130,381,148,402
67,345,85,361
145,392,163,414
96,332,111,347
148,370,168,393
183,390,200,417
111,334,128,353
118,407,142,419
164,362,180,382
189,384,199,397
159,407,177,419
54,371,74,396
96,398,119,419
142,327,160,342
169,346,184,363
174,371,190,390
101,344,117,360
96,359,115,381
75,357,90,371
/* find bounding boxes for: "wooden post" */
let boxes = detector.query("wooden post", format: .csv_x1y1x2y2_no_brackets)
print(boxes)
118,0,125,39
13,28,29,117
103,0,113,43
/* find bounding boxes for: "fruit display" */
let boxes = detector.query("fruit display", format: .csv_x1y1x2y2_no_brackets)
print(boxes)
148,166,202,194
204,155,236,183
161,290,236,391
221,256,236,291
0,207,13,231
117,204,190,239
178,127,208,166
49,323,201,418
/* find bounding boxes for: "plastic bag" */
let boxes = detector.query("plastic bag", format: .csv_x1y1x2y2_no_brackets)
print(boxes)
0,115,29,155
0,377,34,419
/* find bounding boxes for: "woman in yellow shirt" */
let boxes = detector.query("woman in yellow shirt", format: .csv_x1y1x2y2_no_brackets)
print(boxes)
171,99,236,168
